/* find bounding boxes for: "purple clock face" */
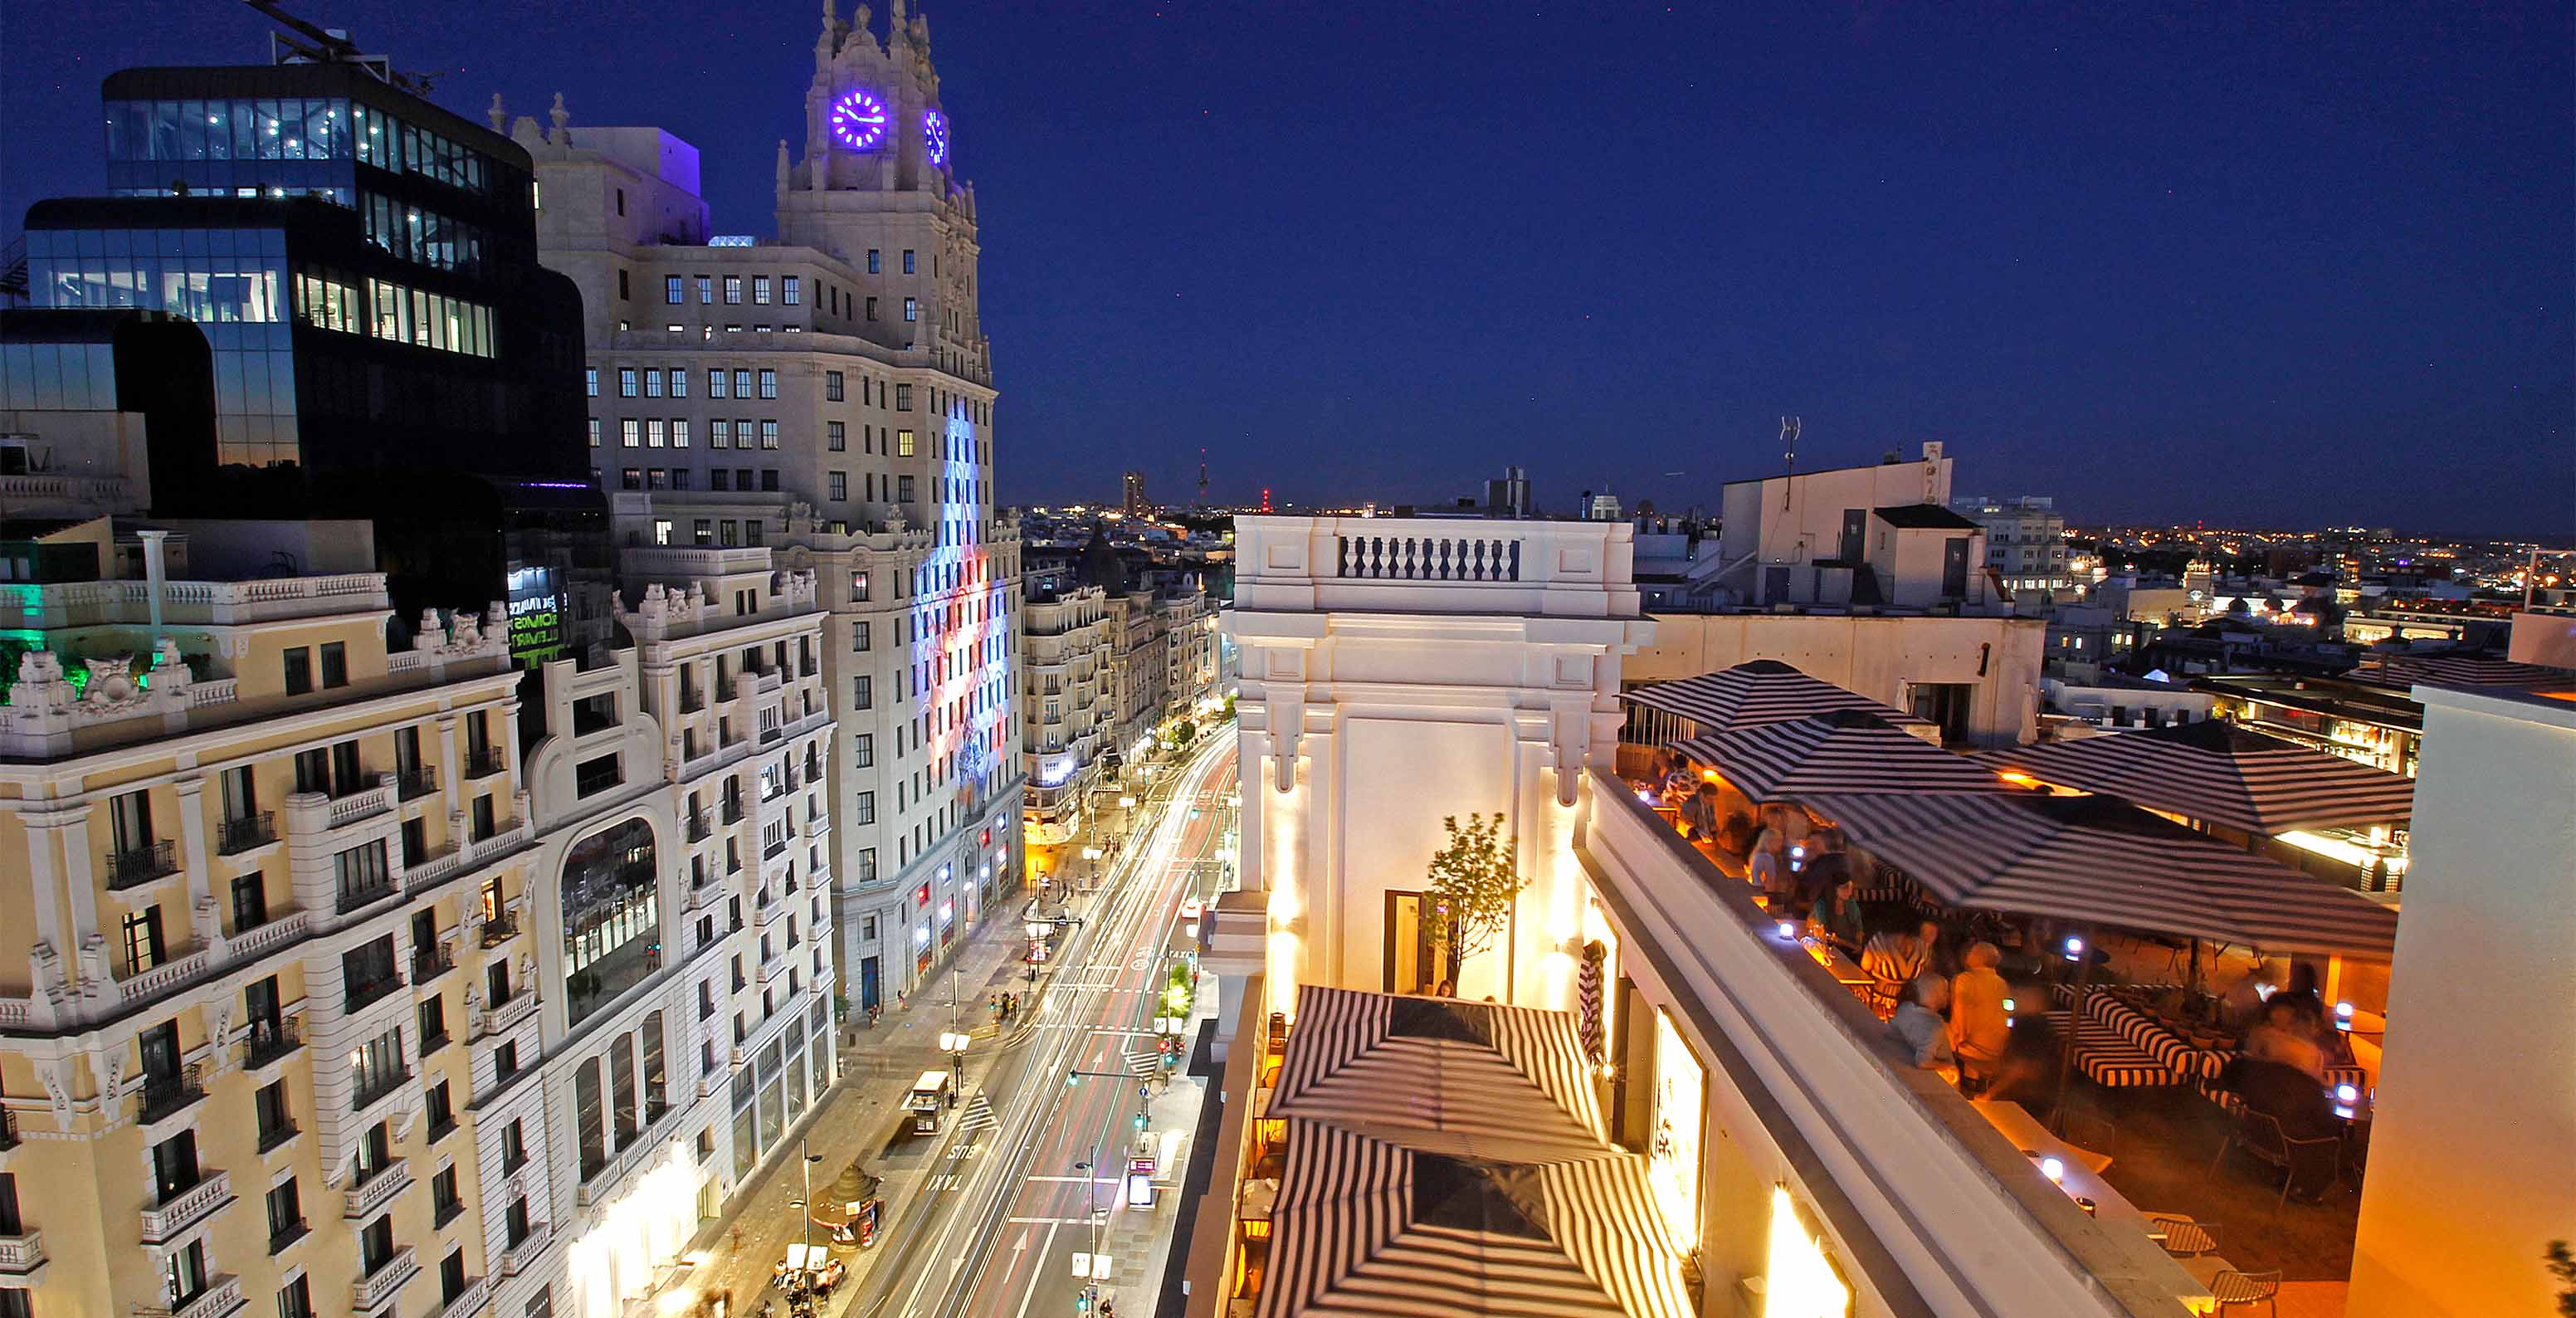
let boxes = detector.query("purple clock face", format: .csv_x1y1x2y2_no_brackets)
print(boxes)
923,109,950,167
828,89,890,151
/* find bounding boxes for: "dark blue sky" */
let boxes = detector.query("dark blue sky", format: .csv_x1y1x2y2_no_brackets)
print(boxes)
8,2,2570,535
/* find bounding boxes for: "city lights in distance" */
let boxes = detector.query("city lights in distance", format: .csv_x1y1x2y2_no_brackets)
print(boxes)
829,89,890,150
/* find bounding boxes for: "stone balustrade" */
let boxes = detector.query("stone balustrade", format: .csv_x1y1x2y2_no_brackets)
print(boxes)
341,1160,413,1220
349,1248,418,1313
138,1169,233,1245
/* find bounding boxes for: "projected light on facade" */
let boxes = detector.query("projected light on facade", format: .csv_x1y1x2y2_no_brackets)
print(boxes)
828,89,890,151
923,108,950,167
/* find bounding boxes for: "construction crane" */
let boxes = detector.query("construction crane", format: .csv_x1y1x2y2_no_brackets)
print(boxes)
241,0,440,95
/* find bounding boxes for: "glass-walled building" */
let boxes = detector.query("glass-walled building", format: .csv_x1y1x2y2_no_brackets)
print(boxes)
23,61,583,483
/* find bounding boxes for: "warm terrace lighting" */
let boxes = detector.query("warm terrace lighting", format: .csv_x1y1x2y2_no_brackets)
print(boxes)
1763,1186,1850,1318
1775,920,1797,940
2062,936,2085,961
1997,769,2038,787
2334,1001,2356,1029
2040,1156,2066,1184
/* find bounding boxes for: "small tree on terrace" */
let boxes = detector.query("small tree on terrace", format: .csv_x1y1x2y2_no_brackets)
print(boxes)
1423,813,1524,976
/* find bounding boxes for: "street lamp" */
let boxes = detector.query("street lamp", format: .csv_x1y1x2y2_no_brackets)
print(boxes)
1081,846,1103,892
785,1140,824,1298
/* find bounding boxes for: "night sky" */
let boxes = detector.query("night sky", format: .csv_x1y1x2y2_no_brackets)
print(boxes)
7,2,2570,536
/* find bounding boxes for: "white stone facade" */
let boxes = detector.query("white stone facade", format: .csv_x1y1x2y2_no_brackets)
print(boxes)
1020,583,1113,843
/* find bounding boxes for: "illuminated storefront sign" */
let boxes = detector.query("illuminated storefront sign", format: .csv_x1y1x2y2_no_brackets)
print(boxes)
1763,1186,1852,1318
505,564,566,668
1648,1008,1704,1250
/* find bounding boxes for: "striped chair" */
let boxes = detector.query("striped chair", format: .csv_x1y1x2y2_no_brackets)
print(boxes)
2210,1267,2282,1316
2064,993,2202,1087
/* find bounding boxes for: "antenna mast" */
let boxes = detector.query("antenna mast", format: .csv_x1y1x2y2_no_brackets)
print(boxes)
240,0,437,94
1779,416,1802,510
1198,447,1208,508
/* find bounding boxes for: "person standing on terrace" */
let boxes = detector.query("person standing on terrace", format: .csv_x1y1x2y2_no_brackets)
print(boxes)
1862,920,1940,989
1949,942,2013,1087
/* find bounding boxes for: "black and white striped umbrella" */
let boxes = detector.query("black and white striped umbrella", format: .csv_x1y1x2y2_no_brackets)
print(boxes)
1976,720,2416,833
1792,791,2401,956
1256,1120,1695,1318
1273,987,1608,1160
2363,653,2576,691
1671,709,2014,803
1622,659,1933,740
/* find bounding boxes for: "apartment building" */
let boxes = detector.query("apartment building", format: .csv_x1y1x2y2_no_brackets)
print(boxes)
527,1,1021,1013
1954,494,2071,593
0,518,536,1318
1020,583,1112,845
1695,442,2001,613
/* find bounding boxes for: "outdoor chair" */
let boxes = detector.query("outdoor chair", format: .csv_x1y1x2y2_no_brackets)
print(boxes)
2208,1108,2339,1208
2139,1212,2219,1257
2056,1106,2116,1157
2209,1267,2281,1316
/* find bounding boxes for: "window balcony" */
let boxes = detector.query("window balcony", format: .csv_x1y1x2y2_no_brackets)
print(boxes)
104,838,180,891
134,1272,245,1318
138,1169,234,1246
0,1107,17,1150
721,799,745,825
342,1159,413,1220
0,1227,46,1276
349,1067,414,1115
337,878,398,916
136,1066,207,1125
465,748,506,779
395,767,439,801
344,971,405,1013
686,810,714,842
480,988,539,1040
432,1275,489,1318
243,1016,303,1069
479,910,522,949
499,1223,551,1277
349,1247,419,1313
217,812,278,856
412,944,456,983
257,1118,301,1155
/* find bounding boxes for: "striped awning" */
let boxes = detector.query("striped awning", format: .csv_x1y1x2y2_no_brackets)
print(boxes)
1976,720,2416,832
1622,659,1933,736
1256,1120,1695,1318
1271,987,1610,1160
2362,654,2576,691
1792,791,2400,956
1671,709,2016,802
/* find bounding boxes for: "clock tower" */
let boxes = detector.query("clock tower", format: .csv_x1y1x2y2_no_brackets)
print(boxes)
779,0,988,385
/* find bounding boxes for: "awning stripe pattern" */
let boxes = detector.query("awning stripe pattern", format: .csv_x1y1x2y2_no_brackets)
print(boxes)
1671,710,2015,802
2363,654,2576,691
1620,659,1932,738
1271,988,1611,1160
1255,987,1695,1318
1976,722,2417,832
1792,791,2400,956
1258,1125,1694,1318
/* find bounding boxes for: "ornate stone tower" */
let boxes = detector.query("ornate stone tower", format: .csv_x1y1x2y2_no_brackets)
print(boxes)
779,0,988,383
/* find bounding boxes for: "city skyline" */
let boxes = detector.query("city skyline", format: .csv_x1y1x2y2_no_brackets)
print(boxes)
7,2,2570,537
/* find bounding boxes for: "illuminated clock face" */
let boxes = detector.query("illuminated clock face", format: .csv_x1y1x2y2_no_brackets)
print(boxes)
828,89,890,151
923,109,950,167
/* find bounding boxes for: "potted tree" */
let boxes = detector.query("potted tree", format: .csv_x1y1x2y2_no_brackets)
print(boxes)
1423,813,1524,998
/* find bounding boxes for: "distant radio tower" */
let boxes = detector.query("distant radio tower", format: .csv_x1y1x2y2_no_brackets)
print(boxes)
1779,415,1802,510
1198,447,1209,507
1261,487,1272,514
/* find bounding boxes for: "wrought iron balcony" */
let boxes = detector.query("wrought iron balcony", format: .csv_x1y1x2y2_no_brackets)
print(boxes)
243,1017,301,1068
344,970,404,1012
217,812,277,855
479,911,520,948
412,944,456,981
336,877,398,915
395,766,438,801
465,747,506,779
136,1066,207,1125
349,1067,413,1115
686,809,713,842
104,838,180,891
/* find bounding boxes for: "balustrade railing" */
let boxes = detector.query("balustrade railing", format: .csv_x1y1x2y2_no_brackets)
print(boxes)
105,838,180,890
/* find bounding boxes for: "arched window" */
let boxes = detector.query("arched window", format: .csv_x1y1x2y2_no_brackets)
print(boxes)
561,817,658,1026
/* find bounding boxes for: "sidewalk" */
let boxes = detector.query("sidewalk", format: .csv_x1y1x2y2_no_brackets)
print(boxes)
1087,984,1222,1315
666,893,1064,1315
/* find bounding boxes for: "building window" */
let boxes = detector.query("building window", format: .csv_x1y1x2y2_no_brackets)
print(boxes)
829,472,847,501
898,474,915,503
867,249,881,273
895,428,915,456
902,249,915,275
903,297,917,322
278,1276,314,1318
865,295,878,320
574,754,623,798
856,848,877,881
708,368,728,398
757,369,777,399
621,419,641,447
665,275,684,305
588,417,601,447
753,276,772,305
697,276,713,305
646,418,666,448
760,421,780,449
643,369,663,398
851,620,869,651
734,369,752,397
561,818,658,1026
672,418,692,447
854,734,873,768
827,420,846,451
856,793,875,825
618,368,638,398
826,370,844,402
852,676,871,710
783,276,801,305
895,383,914,412
585,368,598,397
710,419,731,449
622,469,642,491
283,646,313,696
723,276,743,305
617,268,630,300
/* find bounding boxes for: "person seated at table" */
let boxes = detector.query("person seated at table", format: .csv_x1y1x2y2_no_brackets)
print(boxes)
1711,810,1757,859
1745,828,1793,902
1861,920,1939,990
1949,942,2013,1085
1658,751,1699,802
1678,782,1721,840
2243,998,2327,1081
1799,830,1852,909
1809,874,1866,954
1888,974,1956,1071
2222,1053,2344,1203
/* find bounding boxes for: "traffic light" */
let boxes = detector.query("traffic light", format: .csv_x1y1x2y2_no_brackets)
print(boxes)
1066,1071,1080,1088
1133,1111,1149,1130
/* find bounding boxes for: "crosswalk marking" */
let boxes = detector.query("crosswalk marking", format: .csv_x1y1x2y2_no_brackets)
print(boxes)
958,1091,998,1135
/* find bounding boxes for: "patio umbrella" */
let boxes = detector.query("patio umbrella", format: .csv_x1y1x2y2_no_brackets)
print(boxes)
2363,653,2576,691
1274,986,1609,1160
1621,659,1934,741
1671,709,2017,804
1788,791,2401,957
1256,1119,1695,1318
1976,720,2417,834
